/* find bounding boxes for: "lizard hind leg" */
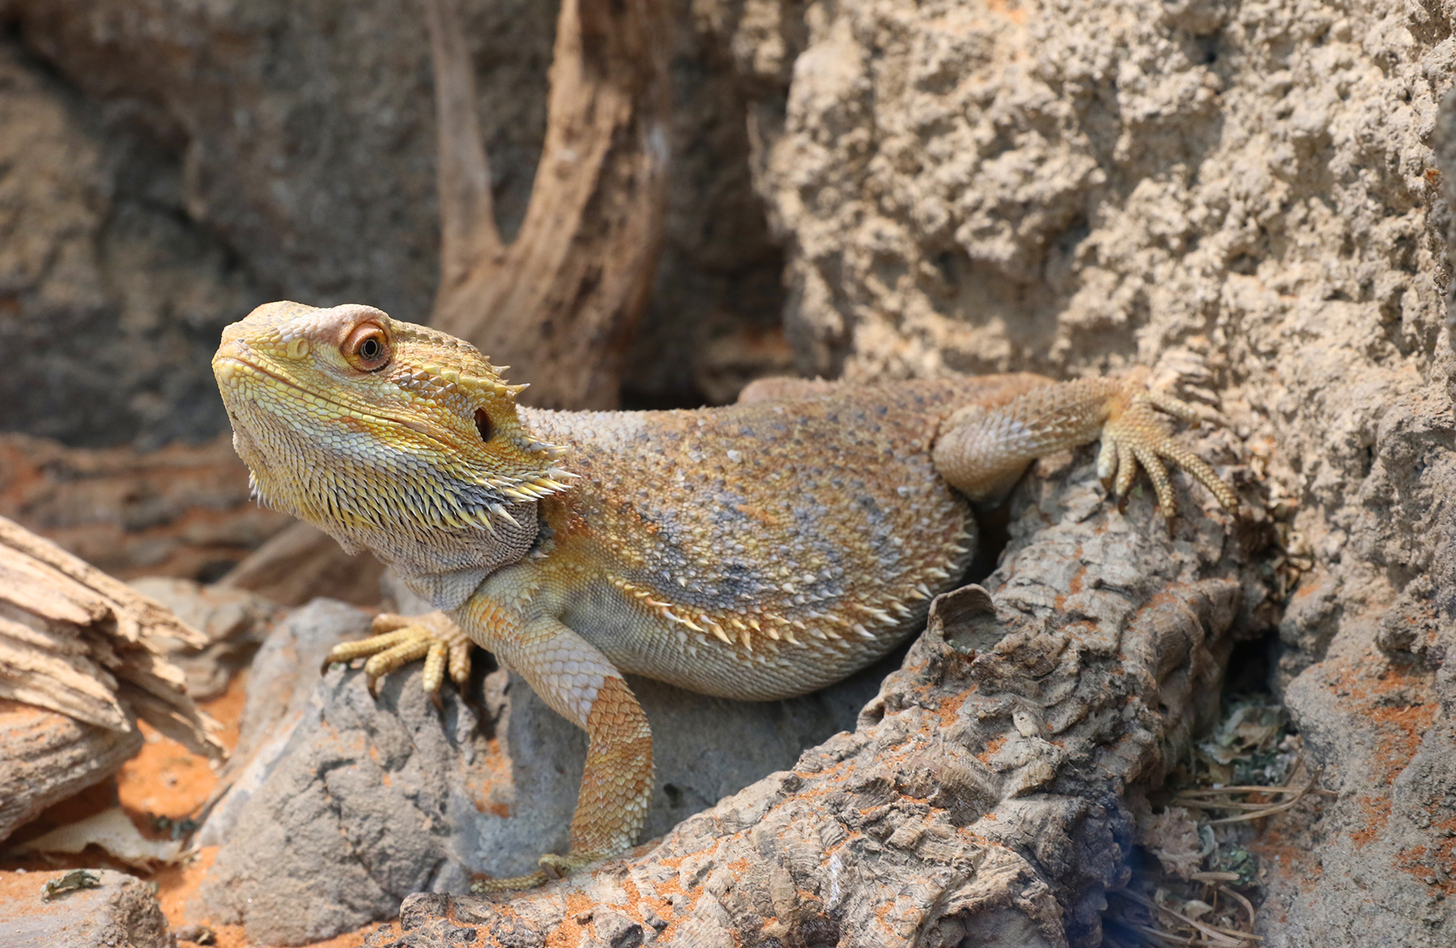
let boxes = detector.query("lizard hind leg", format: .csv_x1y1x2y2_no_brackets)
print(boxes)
322,610,473,707
933,371,1238,518
469,613,653,892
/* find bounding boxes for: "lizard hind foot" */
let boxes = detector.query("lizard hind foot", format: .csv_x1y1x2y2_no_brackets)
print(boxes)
471,869,549,894
1096,383,1239,519
469,851,603,894
321,610,473,707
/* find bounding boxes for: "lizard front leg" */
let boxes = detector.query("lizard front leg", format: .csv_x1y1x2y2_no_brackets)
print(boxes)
323,600,653,889
933,368,1239,515
454,599,653,890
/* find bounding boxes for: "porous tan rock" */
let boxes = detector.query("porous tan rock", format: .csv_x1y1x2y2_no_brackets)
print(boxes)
720,1,1456,943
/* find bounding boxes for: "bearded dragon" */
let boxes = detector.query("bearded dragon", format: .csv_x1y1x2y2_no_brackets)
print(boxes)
213,301,1238,888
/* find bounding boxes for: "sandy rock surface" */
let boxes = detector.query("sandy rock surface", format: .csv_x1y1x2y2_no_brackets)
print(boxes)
709,0,1456,942
192,596,881,945
0,868,173,948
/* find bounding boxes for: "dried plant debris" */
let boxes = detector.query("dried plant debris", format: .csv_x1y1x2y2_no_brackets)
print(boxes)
11,808,184,869
41,869,103,902
1193,699,1293,787
1109,697,1331,948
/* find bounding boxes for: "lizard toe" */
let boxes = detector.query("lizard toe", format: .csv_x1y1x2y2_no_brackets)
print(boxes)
321,611,476,704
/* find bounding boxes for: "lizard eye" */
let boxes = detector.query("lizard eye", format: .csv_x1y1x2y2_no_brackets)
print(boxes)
474,408,493,442
343,323,391,371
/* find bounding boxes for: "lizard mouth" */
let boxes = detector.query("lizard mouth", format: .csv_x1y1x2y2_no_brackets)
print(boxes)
215,354,433,436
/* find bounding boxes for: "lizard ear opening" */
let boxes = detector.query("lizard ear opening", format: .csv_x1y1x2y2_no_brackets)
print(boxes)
474,407,493,443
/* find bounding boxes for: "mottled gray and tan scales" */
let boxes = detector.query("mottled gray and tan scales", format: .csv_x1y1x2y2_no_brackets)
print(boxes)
517,375,1049,700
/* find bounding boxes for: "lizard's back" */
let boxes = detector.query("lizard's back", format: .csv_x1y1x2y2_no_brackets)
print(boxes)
521,374,1046,699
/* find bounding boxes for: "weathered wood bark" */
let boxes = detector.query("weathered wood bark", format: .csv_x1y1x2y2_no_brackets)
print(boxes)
0,700,142,843
0,515,224,841
0,433,290,582
216,521,387,607
370,452,1261,948
427,0,673,410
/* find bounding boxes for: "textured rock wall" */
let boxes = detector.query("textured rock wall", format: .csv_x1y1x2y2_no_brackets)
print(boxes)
710,0,1456,943
746,0,1456,673
10,0,555,324
0,40,264,447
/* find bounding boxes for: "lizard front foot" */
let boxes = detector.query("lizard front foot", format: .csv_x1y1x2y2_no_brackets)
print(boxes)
322,610,473,707
1096,373,1240,517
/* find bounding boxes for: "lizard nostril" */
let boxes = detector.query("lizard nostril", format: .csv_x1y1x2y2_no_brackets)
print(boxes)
474,408,493,443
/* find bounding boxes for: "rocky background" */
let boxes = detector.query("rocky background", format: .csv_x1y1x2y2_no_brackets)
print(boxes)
0,0,1452,945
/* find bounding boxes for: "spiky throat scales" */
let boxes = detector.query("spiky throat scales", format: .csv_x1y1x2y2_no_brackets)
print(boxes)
213,301,572,606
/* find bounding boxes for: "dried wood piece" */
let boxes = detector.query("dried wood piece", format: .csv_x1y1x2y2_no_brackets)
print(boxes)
214,520,386,607
0,701,141,842
427,0,674,410
0,432,291,582
0,515,224,769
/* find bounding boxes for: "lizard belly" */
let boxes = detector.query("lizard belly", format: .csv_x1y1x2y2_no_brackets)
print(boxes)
557,574,949,700
547,487,977,701
523,392,982,700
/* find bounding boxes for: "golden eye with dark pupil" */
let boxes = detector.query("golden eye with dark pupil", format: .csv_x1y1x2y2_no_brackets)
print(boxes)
343,323,391,371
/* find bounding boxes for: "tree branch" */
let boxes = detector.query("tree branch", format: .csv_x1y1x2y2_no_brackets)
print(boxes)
429,0,674,409
427,0,501,289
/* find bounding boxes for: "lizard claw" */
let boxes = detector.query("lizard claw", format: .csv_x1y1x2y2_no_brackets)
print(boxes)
1096,377,1239,519
321,611,474,704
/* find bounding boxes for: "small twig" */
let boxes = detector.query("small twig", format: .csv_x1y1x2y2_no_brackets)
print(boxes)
1219,883,1258,929
1205,792,1309,825
1119,889,1261,947
1130,922,1202,947
1177,765,1326,824
1178,785,1305,797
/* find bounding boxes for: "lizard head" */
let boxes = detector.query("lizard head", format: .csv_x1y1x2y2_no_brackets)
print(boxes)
213,301,570,595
